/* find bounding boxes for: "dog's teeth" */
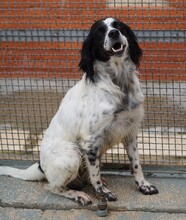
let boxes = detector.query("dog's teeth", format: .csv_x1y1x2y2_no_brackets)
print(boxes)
112,45,123,53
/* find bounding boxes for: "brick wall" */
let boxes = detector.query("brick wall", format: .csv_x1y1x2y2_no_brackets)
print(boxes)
0,0,185,81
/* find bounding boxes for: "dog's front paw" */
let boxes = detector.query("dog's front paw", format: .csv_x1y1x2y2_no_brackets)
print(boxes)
96,186,117,202
102,187,117,201
139,184,159,195
105,191,117,201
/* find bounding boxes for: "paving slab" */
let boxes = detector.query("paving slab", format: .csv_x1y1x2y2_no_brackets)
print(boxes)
0,175,185,212
0,175,186,215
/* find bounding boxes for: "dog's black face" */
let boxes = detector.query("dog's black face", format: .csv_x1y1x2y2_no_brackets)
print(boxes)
79,17,142,82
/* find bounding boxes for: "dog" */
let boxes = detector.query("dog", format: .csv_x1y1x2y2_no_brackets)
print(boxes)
0,17,158,205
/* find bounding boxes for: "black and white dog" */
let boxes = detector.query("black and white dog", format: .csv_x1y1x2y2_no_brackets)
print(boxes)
0,17,158,205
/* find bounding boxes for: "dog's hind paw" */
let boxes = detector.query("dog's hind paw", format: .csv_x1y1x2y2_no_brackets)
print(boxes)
73,192,92,206
139,184,159,195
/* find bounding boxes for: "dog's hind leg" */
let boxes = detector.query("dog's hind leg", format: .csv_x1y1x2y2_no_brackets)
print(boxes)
124,137,159,195
46,166,92,205
43,148,92,206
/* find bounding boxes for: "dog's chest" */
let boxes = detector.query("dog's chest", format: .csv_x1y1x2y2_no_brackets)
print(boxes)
82,83,143,140
86,67,144,150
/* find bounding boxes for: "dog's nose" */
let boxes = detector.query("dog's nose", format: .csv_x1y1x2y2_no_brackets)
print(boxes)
108,29,119,40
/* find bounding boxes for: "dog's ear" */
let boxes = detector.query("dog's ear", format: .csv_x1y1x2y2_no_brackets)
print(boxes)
125,26,142,67
78,35,95,82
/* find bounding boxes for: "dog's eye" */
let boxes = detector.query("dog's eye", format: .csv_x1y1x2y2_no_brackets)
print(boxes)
112,21,121,29
97,26,106,33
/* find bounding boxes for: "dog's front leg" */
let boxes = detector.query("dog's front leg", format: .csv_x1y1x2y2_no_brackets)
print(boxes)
124,137,159,195
85,147,117,201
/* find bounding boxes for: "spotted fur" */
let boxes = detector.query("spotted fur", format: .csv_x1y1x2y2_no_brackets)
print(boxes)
0,17,158,205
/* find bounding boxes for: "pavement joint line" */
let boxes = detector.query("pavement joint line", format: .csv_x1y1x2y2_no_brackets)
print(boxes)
1,204,186,215
1,201,186,214
0,201,96,212
6,199,98,211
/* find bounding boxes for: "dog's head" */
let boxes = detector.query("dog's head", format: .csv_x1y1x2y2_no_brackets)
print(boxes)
79,17,142,82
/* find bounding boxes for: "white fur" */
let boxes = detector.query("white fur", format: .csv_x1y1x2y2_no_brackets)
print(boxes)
0,163,45,181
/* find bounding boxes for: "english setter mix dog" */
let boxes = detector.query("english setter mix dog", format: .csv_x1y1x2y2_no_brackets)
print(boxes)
0,17,158,205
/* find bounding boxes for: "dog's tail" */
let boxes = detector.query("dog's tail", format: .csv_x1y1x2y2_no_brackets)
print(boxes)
0,162,45,181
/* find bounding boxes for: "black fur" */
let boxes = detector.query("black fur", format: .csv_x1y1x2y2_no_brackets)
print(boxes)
78,20,110,82
38,162,44,173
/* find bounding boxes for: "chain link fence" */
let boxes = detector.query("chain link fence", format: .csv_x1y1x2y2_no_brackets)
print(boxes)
0,0,185,166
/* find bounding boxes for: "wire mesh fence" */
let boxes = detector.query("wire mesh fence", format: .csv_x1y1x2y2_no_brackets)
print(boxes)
0,0,185,166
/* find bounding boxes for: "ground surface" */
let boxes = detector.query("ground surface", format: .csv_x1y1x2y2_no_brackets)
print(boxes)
0,174,186,220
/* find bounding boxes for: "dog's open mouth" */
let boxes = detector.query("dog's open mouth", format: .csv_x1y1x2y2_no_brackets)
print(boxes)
111,42,125,55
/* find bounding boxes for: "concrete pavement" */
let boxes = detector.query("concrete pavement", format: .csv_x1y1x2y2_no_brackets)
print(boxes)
0,174,186,219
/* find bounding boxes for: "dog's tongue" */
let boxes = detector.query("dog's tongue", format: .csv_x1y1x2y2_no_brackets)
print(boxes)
112,43,123,53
